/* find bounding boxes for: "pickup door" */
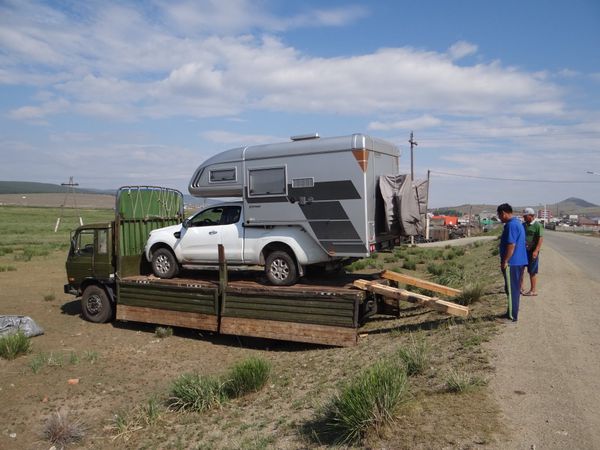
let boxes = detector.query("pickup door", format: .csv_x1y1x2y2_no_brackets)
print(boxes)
179,205,244,263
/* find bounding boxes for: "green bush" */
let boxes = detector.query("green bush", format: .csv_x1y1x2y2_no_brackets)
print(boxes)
155,326,173,338
427,263,443,276
322,360,409,444
223,357,271,398
397,336,429,376
168,373,226,413
0,332,31,360
402,258,416,271
454,284,485,306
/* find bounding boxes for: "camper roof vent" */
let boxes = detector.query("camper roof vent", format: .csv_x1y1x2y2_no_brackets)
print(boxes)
290,133,319,141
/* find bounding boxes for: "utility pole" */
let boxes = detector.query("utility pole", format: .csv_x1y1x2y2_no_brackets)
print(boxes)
409,131,418,181
55,176,82,232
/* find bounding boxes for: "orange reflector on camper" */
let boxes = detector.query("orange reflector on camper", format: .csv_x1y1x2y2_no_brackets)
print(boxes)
352,149,369,172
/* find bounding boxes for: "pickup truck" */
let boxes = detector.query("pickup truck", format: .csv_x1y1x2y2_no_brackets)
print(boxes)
144,201,332,286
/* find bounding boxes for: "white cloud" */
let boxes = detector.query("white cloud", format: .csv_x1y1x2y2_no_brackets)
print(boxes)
369,115,442,131
201,130,286,146
448,41,478,60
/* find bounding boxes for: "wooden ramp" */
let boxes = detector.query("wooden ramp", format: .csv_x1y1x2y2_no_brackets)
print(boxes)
353,279,469,317
380,270,463,297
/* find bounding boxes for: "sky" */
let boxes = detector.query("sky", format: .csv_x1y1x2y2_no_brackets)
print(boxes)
1,0,600,208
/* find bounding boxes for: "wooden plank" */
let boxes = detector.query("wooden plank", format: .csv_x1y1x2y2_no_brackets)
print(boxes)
353,279,469,317
220,317,357,347
116,305,219,331
381,270,462,297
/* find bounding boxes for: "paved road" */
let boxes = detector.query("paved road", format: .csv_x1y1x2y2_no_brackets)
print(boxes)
489,231,600,449
543,231,600,283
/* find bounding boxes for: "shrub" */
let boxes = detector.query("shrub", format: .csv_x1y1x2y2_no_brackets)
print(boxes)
434,264,465,288
427,263,443,276
402,258,416,271
454,284,485,306
0,247,14,256
155,326,173,338
223,357,271,398
42,410,85,446
445,370,486,393
0,332,31,360
0,265,17,272
322,360,409,444
168,373,226,413
397,335,429,376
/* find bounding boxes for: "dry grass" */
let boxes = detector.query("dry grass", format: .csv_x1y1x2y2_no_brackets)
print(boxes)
42,410,85,446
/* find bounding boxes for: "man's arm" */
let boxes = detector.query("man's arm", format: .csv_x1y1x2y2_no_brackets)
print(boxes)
533,236,543,258
502,243,515,270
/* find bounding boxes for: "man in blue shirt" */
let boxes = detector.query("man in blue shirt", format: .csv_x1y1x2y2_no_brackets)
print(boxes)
497,203,528,322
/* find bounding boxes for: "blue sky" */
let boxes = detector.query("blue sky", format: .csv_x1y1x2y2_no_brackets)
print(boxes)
1,0,599,207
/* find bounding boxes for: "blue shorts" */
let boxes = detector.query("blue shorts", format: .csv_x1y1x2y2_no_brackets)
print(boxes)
527,251,539,275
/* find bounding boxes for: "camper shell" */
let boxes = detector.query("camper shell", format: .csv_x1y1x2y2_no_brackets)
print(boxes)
189,133,405,257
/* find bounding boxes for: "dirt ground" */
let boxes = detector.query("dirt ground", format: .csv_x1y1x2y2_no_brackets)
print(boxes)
487,239,600,449
1,243,507,449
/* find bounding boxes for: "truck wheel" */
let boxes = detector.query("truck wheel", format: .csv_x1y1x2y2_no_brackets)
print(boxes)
81,285,113,323
152,248,179,279
265,250,298,286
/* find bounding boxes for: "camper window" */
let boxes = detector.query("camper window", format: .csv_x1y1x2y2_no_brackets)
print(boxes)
209,168,236,183
248,167,286,196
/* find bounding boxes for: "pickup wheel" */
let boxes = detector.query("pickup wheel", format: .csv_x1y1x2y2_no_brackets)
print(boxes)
152,248,179,279
81,285,113,323
265,250,298,286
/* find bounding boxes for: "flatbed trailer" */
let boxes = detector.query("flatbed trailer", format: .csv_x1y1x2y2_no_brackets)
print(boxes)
116,271,367,347
64,187,464,348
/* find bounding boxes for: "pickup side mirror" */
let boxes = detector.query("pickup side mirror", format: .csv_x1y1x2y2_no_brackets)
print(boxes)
182,218,190,229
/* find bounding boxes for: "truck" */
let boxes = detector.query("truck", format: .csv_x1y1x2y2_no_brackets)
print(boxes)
64,186,370,347
145,133,426,286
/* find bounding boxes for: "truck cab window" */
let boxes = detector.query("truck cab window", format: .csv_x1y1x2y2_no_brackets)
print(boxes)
75,230,95,255
97,229,108,254
189,207,224,226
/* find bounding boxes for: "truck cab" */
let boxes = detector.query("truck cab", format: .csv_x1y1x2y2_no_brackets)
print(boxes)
65,222,116,323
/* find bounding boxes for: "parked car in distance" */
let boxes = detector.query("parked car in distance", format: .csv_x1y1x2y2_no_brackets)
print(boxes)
144,201,333,286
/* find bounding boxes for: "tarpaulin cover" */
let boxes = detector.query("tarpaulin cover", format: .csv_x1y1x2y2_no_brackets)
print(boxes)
0,316,44,338
379,175,427,236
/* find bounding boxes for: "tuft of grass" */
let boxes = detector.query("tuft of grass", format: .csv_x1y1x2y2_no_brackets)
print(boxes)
0,332,31,360
397,335,429,376
0,265,17,272
42,410,85,446
155,326,173,338
0,247,15,256
83,350,98,363
69,351,80,365
454,284,485,306
427,263,444,276
223,357,271,398
321,360,409,444
30,353,47,373
445,370,487,393
168,373,227,413
402,258,417,270
43,293,56,302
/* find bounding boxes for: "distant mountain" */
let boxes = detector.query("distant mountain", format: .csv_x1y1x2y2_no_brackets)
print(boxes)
0,181,115,195
557,197,598,208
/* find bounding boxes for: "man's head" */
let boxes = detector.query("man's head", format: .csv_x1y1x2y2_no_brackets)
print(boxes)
522,207,536,224
497,203,513,223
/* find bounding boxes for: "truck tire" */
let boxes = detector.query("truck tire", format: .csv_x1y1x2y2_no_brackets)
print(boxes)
265,250,298,286
81,285,113,323
152,247,179,279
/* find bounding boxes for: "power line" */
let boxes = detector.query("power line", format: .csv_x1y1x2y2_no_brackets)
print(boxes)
430,170,600,184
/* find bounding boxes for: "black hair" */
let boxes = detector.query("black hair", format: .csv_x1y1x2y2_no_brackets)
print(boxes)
497,203,513,214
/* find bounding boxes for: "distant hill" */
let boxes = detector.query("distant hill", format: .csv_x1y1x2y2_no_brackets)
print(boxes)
433,197,600,218
556,197,598,208
0,181,115,195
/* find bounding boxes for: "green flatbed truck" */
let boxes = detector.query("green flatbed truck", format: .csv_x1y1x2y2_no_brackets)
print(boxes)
64,186,372,346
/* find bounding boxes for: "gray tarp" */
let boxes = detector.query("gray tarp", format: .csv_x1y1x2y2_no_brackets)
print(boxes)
0,316,44,338
379,175,428,236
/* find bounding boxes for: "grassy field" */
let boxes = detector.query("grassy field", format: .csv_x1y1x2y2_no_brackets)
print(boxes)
0,205,508,449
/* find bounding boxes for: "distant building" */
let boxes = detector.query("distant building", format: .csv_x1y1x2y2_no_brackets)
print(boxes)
430,215,458,226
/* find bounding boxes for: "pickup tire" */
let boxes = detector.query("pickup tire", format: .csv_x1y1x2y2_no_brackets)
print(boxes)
152,247,180,279
81,285,113,323
265,250,298,286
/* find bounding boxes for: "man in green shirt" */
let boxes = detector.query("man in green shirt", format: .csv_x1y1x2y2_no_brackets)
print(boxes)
521,207,544,296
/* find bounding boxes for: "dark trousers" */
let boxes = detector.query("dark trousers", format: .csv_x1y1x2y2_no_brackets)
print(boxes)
503,265,524,321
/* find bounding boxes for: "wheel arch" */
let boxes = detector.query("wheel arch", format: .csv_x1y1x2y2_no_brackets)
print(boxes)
260,241,304,276
80,279,115,304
